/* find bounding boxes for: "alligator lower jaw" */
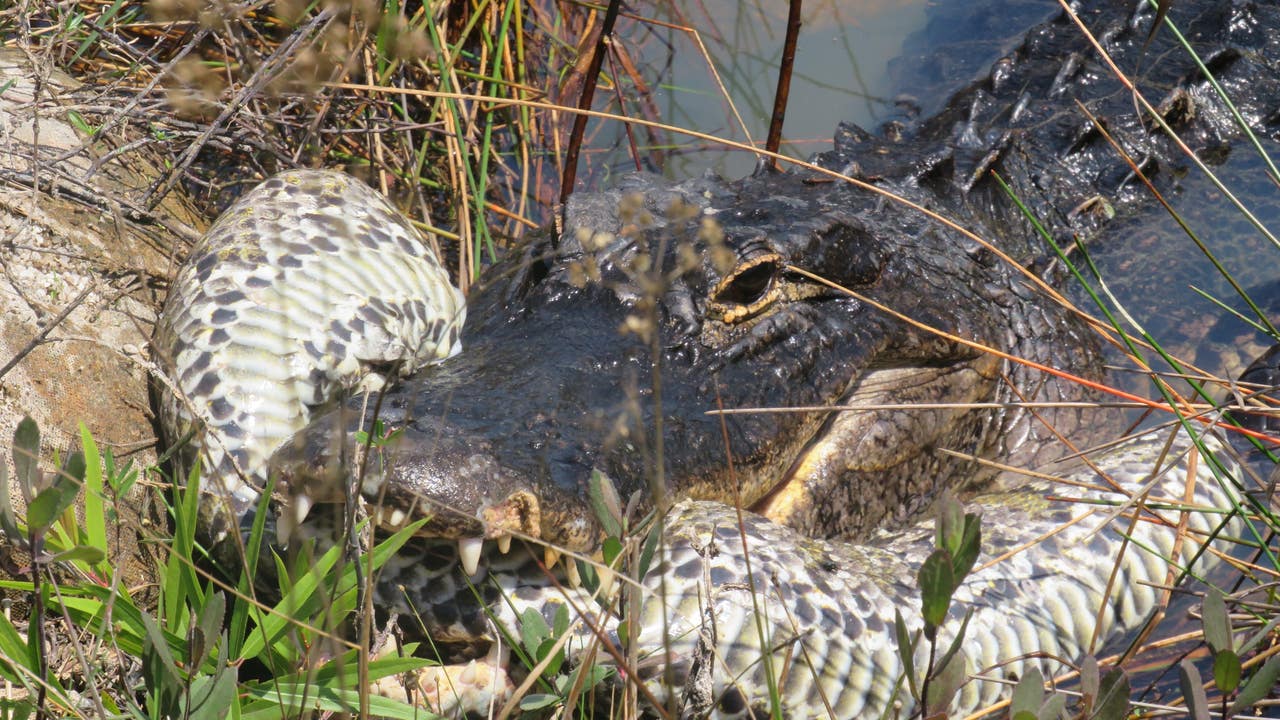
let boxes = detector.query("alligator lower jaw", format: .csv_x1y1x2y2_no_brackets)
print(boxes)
752,352,1003,539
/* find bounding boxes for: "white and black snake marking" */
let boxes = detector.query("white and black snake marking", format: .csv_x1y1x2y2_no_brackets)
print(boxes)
156,169,1248,718
154,169,464,537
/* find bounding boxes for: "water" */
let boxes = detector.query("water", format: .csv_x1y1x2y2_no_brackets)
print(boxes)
618,0,930,180
573,0,1059,183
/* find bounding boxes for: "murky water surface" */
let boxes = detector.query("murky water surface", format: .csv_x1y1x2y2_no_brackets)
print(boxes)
579,0,1057,180
612,0,931,180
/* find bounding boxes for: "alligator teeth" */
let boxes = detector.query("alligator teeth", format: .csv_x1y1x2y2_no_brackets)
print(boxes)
544,547,561,570
496,533,512,554
277,495,313,547
459,537,483,576
565,560,581,588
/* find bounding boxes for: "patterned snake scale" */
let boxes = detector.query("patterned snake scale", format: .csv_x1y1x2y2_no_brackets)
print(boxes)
154,168,1250,718
154,170,465,540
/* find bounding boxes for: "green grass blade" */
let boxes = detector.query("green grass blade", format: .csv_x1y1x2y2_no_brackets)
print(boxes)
78,423,108,575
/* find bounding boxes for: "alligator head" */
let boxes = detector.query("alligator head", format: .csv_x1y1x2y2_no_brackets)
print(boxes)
269,164,1097,564
265,0,1280,587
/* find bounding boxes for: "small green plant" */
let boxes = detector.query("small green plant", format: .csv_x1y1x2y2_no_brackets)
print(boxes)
0,416,444,719
1177,588,1280,719
354,417,403,448
892,490,981,717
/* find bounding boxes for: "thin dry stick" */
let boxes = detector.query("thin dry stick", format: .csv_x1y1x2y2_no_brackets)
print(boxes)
559,0,622,207
143,9,336,208
764,0,802,167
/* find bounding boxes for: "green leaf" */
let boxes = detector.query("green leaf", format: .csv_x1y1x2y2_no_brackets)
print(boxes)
1238,615,1280,655
1229,655,1280,715
1037,693,1066,720
936,490,964,555
552,602,569,639
199,591,226,657
165,462,204,630
59,451,86,484
535,637,564,676
240,678,434,719
1178,659,1210,720
638,515,661,578
918,549,955,638
1212,648,1241,694
520,607,550,657
49,545,106,565
190,591,224,668
893,609,919,700
1090,667,1130,720
12,416,40,504
601,536,623,567
0,604,38,683
1079,655,1100,711
571,661,612,696
1201,588,1232,654
188,670,238,720
951,513,982,582
0,463,25,544
519,693,560,711
26,483,79,531
923,644,966,716
1010,667,1045,716
78,423,107,570
588,468,624,537
141,611,184,717
935,607,973,678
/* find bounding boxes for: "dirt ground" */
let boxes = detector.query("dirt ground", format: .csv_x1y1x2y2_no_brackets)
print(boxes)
0,46,203,599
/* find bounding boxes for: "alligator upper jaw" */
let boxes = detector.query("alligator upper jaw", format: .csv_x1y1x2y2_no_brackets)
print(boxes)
268,293,1030,584
269,326,1005,570
267,395,600,551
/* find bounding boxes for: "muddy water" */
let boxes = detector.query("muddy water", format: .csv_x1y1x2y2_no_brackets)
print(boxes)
581,0,1058,180
613,0,931,180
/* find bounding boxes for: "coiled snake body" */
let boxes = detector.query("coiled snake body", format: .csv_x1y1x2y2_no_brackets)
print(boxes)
155,171,465,541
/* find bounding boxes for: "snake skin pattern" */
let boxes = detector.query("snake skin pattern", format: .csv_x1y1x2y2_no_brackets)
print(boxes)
380,432,1243,717
154,169,465,533
153,170,1252,718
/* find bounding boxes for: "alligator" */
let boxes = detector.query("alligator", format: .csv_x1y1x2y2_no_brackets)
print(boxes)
162,0,1280,716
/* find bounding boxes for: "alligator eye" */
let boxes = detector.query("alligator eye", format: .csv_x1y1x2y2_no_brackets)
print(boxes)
717,262,775,306
708,253,783,323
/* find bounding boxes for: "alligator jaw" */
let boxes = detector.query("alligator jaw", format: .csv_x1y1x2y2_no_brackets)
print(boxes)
754,351,1004,539
270,414,575,547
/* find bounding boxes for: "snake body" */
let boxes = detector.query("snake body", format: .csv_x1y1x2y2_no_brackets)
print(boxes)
154,170,464,539
510,440,1240,716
